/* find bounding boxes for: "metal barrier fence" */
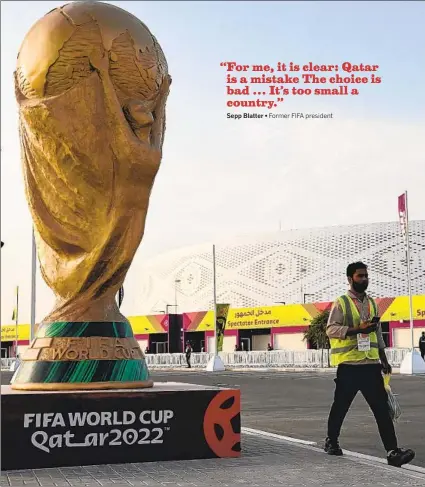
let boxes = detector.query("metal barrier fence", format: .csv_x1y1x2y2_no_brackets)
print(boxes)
1,358,17,369
144,348,411,369
1,348,411,371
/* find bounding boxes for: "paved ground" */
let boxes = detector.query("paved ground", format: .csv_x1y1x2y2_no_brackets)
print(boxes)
2,368,425,480
1,433,425,486
134,369,425,468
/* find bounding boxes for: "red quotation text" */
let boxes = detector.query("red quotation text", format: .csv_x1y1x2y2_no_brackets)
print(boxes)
220,61,382,109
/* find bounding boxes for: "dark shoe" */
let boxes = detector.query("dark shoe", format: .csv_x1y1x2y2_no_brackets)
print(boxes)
387,448,415,467
324,437,343,456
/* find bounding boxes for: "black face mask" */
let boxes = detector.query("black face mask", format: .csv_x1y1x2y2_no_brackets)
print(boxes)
352,281,368,293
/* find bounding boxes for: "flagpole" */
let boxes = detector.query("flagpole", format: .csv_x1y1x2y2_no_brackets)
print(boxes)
212,244,217,357
399,191,425,375
206,244,225,372
14,286,19,357
404,191,415,363
30,228,37,341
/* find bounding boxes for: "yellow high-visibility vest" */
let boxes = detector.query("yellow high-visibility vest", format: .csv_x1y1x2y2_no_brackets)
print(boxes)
329,294,380,366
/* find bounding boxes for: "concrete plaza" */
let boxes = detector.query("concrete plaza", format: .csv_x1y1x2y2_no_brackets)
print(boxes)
149,369,425,467
1,432,424,486
1,369,424,485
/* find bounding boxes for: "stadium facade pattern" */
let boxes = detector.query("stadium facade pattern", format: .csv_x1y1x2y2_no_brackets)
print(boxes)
137,220,425,314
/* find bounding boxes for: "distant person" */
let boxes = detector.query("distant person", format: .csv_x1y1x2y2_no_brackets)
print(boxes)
234,344,241,352
185,342,192,368
267,343,273,351
325,261,414,468
144,346,150,354
419,332,425,361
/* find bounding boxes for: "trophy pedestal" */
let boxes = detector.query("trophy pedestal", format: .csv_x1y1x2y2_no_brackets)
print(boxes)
11,321,153,391
1,383,241,471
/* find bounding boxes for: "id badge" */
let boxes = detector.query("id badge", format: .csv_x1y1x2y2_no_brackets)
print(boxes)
357,334,371,351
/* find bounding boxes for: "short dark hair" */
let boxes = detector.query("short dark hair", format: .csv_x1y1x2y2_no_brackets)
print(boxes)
346,262,367,278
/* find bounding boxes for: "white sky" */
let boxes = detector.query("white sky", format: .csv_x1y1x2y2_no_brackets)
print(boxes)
1,1,424,324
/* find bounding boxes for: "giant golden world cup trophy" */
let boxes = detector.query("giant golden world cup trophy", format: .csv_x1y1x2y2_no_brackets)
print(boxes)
12,1,171,390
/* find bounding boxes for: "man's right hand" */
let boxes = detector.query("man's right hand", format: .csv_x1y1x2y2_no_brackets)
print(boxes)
346,323,377,336
359,323,377,334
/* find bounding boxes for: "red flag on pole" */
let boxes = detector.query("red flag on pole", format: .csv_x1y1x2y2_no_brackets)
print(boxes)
398,193,406,214
396,191,418,369
398,192,408,243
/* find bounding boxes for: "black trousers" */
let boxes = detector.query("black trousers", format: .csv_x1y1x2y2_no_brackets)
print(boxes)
421,349,425,360
327,363,398,452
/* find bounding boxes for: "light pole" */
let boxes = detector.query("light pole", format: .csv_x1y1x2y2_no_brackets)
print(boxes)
14,286,19,358
174,279,181,314
300,267,307,303
166,304,178,314
213,244,217,354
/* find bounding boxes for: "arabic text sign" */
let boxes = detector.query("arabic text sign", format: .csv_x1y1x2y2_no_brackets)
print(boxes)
190,306,315,331
1,325,18,341
1,324,30,342
0,324,31,342
225,306,313,329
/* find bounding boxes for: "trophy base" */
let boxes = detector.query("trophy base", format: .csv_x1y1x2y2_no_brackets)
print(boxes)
1,383,241,471
11,321,153,392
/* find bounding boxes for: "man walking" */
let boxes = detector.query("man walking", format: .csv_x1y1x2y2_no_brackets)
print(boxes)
185,341,192,368
325,262,415,467
419,331,425,361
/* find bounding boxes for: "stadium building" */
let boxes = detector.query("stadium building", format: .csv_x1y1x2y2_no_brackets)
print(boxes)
131,220,425,354
2,221,425,357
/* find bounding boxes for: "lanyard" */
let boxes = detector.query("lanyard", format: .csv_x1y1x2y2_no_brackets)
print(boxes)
351,296,370,321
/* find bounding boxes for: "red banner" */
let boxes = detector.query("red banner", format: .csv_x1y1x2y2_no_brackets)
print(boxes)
398,192,408,244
